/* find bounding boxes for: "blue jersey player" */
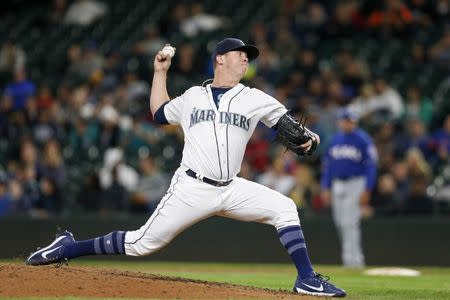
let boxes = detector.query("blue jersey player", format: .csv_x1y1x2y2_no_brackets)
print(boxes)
320,108,377,267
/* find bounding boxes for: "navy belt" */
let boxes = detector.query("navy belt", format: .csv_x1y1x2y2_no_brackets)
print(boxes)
186,169,232,187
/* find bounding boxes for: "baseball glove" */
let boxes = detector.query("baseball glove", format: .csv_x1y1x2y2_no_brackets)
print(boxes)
275,113,318,156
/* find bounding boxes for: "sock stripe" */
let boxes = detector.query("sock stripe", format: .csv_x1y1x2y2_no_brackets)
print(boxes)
111,232,118,253
98,236,106,254
285,238,305,250
280,231,304,246
288,243,306,255
94,238,101,254
278,226,301,237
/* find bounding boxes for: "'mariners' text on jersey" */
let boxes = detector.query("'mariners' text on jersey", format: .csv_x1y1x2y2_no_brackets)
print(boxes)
189,108,251,131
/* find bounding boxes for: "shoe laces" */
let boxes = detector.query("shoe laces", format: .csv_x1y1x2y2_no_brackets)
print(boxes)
314,273,333,287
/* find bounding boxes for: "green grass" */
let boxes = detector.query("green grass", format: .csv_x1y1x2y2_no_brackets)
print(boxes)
2,259,450,299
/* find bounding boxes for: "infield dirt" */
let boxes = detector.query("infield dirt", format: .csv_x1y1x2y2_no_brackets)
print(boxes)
0,263,312,299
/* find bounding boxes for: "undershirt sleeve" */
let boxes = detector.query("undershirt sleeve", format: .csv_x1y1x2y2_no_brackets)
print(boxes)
153,102,169,124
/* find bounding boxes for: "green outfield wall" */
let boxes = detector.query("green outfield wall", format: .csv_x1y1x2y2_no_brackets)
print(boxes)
1,215,449,266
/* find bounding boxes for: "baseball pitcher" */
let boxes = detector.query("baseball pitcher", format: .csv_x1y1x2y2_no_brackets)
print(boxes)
26,38,346,297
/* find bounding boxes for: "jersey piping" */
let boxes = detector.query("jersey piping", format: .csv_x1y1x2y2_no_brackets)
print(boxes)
125,173,180,245
226,86,247,180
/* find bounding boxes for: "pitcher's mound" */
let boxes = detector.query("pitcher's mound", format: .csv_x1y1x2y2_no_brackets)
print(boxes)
0,263,305,299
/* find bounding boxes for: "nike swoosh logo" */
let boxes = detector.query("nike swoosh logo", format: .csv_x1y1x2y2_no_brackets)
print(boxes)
302,283,324,292
42,245,62,259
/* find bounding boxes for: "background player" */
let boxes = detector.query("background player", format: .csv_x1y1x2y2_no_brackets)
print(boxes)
320,108,378,267
26,38,346,297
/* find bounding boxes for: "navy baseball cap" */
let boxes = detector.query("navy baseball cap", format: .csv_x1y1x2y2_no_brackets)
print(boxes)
212,38,259,62
338,108,358,121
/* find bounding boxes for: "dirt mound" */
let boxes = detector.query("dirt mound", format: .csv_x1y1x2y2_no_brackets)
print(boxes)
0,263,309,299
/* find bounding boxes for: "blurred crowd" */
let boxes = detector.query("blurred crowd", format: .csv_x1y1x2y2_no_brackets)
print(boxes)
0,0,449,218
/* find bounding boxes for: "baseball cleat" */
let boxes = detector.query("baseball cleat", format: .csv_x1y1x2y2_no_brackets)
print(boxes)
293,273,346,297
26,230,75,266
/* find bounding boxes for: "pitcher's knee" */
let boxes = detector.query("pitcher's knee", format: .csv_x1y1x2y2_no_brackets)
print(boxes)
273,198,300,229
123,230,169,256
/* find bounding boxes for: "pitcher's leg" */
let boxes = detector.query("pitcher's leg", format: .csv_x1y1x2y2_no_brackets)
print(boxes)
26,171,218,265
125,189,216,256
219,178,314,279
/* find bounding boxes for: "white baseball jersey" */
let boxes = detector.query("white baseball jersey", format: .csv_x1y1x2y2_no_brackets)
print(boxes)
164,83,287,181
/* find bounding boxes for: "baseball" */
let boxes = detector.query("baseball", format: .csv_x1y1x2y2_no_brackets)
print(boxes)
162,44,175,58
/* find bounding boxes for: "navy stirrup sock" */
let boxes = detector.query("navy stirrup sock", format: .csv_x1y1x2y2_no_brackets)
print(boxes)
64,231,126,259
278,225,315,279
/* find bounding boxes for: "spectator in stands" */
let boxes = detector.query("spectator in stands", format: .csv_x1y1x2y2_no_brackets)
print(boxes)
253,43,281,84
0,173,12,217
16,163,38,214
289,164,317,211
430,114,450,171
245,125,271,174
122,72,150,112
248,22,269,46
273,27,299,65
257,148,297,196
32,109,62,146
403,148,433,214
160,3,189,37
130,156,169,213
68,116,99,158
35,177,62,216
338,52,370,100
326,0,366,38
395,117,430,158
294,48,318,83
371,77,404,123
180,3,229,38
403,84,433,128
64,0,107,26
65,44,84,83
0,40,26,84
3,69,36,112
296,2,328,35
391,160,410,204
18,139,40,208
39,139,66,190
19,138,38,171
98,148,138,214
348,82,376,122
434,0,450,22
367,0,413,37
99,148,138,195
429,25,450,69
372,173,400,216
79,42,105,81
134,24,166,58
97,104,121,150
373,122,396,172
35,86,55,111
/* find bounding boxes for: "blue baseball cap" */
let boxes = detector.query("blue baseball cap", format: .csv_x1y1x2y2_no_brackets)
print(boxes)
212,38,259,62
338,107,359,121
